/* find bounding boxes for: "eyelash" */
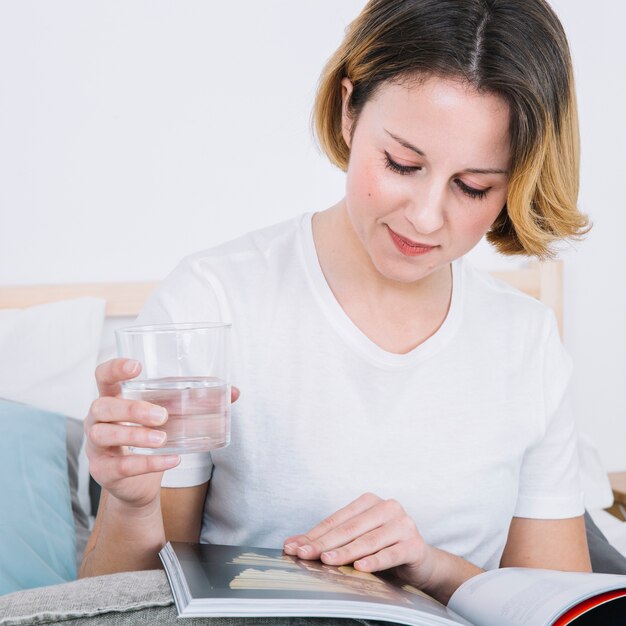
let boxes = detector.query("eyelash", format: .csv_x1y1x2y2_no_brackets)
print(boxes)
455,178,489,200
383,152,489,200
384,152,421,176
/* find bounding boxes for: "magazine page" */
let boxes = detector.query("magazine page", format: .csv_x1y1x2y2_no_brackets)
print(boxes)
448,567,626,626
161,542,473,626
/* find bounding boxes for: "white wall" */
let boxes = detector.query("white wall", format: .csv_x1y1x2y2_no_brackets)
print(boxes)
549,0,626,472
1,1,624,469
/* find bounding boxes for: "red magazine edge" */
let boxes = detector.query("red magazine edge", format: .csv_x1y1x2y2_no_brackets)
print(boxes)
552,588,626,625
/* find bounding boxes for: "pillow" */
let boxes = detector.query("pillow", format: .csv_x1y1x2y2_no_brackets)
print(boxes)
0,296,106,517
0,297,106,420
585,511,626,574
589,509,626,560
0,399,77,594
66,415,91,569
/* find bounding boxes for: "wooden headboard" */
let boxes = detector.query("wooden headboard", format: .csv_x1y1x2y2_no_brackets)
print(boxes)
0,282,156,317
491,261,563,333
0,260,564,331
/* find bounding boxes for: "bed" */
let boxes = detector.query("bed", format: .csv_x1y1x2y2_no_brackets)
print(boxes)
0,262,624,616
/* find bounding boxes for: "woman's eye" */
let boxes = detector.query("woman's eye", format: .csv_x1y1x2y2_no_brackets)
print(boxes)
384,152,421,175
455,178,489,200
383,153,491,199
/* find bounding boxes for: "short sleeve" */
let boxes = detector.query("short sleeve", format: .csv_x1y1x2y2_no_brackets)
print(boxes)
135,256,228,487
161,452,213,488
514,314,585,519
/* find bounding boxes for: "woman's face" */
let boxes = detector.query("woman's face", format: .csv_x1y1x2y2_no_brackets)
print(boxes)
341,75,511,284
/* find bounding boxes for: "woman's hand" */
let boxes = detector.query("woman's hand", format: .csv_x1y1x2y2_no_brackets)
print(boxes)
85,358,181,510
283,493,435,583
85,358,240,510
283,492,482,604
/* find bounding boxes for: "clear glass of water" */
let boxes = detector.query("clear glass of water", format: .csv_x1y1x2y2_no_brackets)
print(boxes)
115,322,231,455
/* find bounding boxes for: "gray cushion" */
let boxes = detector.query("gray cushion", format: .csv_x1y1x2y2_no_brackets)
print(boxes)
585,510,626,574
65,416,91,570
0,569,379,625
0,570,172,625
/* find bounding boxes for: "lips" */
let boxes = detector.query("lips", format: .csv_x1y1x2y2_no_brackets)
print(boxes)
387,226,437,257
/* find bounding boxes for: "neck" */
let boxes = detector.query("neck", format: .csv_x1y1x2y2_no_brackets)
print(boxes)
312,201,451,305
311,202,453,354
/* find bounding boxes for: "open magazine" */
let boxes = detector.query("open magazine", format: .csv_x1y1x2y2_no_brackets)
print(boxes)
159,542,626,625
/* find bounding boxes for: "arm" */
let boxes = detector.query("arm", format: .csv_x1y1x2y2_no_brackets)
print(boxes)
80,482,209,577
79,488,166,576
80,357,208,577
162,483,209,542
393,516,591,602
500,515,591,571
79,357,239,578
79,359,182,577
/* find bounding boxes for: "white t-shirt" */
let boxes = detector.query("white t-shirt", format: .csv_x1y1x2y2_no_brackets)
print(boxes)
137,213,583,570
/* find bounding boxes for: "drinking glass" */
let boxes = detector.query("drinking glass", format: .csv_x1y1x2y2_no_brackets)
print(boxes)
115,322,231,455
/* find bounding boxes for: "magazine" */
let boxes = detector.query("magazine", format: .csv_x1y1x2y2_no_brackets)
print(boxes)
159,542,626,625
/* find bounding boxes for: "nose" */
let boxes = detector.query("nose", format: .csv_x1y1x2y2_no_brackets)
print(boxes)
404,179,446,235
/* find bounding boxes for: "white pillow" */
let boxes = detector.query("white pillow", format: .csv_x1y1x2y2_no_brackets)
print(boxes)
0,297,105,420
0,297,106,518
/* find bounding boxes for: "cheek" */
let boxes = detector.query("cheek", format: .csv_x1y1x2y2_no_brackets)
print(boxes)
346,156,380,209
457,198,506,241
346,156,405,214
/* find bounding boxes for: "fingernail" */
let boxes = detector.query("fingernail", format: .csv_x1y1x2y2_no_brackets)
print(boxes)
321,551,336,560
297,545,311,557
163,455,180,466
148,430,166,444
283,542,298,553
149,406,167,424
123,360,140,375
355,558,368,569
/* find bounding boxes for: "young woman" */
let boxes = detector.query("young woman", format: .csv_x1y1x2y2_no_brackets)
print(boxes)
81,0,591,605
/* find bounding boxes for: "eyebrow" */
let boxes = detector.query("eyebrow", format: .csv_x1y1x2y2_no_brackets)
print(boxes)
384,129,509,175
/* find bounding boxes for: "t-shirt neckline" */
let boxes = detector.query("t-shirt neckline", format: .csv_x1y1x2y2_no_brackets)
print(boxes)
299,212,463,369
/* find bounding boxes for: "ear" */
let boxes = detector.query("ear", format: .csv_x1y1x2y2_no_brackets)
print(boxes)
340,77,354,149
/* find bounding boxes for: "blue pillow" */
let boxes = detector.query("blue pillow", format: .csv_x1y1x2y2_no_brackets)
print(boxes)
0,399,76,594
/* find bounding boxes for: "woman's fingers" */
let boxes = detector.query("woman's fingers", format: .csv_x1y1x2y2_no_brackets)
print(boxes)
88,421,168,451
88,396,167,428
283,492,382,555
231,386,240,403
90,451,180,487
318,516,420,568
95,358,141,398
283,494,426,576
290,498,407,560
352,539,424,573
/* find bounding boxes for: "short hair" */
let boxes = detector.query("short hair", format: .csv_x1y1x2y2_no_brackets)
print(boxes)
313,0,590,258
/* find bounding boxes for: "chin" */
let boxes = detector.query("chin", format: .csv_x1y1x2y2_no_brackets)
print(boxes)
372,257,438,285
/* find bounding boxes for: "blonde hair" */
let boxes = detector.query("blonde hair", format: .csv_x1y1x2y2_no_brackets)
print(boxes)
313,0,590,258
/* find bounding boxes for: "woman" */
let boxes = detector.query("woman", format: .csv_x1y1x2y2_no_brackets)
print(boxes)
81,0,591,605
